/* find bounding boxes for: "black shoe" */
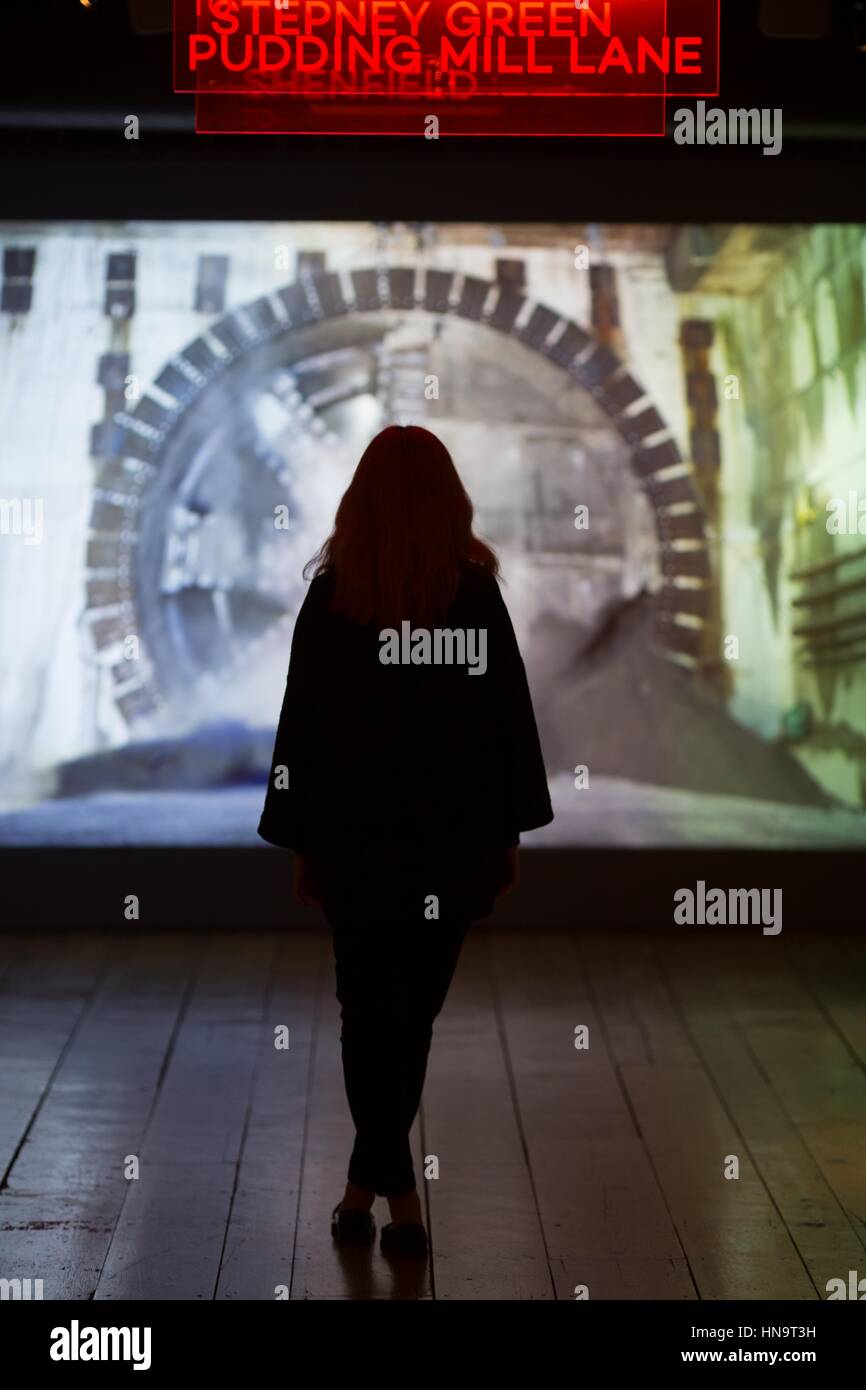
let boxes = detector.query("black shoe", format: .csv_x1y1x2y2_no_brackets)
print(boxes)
331,1203,375,1247
380,1221,429,1258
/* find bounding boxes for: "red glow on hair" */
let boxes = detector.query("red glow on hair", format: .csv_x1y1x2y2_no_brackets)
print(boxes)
306,425,499,627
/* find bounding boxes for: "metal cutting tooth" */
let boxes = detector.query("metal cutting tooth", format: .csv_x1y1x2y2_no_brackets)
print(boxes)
520,304,561,349
387,267,416,310
422,269,454,313
488,287,524,333
456,275,490,321
177,337,223,379
350,268,381,312
312,272,349,318
577,343,621,389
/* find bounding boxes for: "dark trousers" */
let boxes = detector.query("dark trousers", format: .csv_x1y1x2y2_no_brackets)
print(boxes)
328,918,470,1197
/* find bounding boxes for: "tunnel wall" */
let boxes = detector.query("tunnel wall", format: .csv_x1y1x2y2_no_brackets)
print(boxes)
701,226,866,808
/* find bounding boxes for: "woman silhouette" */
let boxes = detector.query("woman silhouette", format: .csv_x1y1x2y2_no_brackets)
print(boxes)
258,425,552,1258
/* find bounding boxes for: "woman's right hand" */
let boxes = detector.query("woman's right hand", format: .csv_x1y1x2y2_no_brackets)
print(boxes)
496,846,519,897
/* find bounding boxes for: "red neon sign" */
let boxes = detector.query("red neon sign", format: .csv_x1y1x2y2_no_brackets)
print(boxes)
174,0,720,137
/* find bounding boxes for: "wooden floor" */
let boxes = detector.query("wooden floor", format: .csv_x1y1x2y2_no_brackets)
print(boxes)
1,928,864,1301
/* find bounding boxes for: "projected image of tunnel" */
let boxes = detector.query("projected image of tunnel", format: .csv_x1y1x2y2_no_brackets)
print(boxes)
3,221,863,848
80,262,830,838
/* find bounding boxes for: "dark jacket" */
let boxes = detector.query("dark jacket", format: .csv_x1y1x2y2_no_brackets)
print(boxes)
257,563,553,915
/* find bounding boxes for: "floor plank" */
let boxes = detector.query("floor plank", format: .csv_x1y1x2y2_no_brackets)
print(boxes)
215,932,323,1300
784,934,866,1071
660,933,866,1293
0,933,113,1188
705,935,866,1258
423,932,554,1300
0,933,198,1298
580,933,817,1300
95,933,275,1300
493,932,696,1301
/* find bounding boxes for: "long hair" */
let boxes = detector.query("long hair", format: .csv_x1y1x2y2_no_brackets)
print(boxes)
305,425,499,628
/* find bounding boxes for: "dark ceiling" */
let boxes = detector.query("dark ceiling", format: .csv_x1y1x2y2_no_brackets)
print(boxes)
2,0,864,136
2,0,864,223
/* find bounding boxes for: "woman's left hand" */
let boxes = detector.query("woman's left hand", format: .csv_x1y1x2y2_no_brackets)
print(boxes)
293,853,322,906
